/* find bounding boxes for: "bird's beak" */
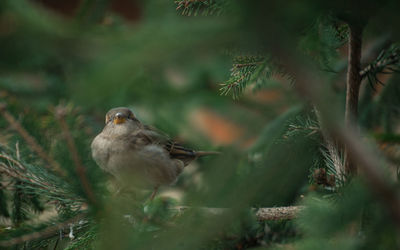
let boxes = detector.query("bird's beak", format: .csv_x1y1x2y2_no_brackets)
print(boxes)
113,113,126,124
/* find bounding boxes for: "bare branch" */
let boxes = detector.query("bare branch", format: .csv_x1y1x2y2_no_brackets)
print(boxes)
255,206,305,221
173,206,304,221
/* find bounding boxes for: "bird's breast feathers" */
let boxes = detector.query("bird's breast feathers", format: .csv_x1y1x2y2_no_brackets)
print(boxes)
92,133,182,187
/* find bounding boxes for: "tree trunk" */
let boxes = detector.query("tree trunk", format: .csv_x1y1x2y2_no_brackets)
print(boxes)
344,23,363,176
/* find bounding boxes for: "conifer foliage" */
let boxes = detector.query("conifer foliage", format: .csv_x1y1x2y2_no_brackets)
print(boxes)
1,0,400,249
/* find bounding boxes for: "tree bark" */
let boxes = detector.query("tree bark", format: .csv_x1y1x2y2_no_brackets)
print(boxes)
344,23,363,176
255,206,304,221
173,206,304,221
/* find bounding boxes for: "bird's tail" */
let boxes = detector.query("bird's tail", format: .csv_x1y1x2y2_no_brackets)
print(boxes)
195,151,221,157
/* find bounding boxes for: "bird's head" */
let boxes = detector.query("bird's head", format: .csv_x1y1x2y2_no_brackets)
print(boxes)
105,107,138,125
103,107,142,134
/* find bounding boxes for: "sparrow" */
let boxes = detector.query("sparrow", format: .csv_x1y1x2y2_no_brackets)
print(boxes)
91,107,218,199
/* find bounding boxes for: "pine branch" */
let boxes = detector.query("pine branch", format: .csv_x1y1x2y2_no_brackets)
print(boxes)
270,40,400,230
360,44,400,82
0,149,83,205
0,153,25,171
314,108,345,185
285,117,320,138
0,213,86,248
175,0,224,16
0,154,54,192
299,17,348,72
0,204,303,247
55,106,97,205
233,62,264,68
0,103,66,177
219,55,289,99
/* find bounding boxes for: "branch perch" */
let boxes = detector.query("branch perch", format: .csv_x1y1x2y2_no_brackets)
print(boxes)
255,206,304,220
173,205,304,221
0,206,302,247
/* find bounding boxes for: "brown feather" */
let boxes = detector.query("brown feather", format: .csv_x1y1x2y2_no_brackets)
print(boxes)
131,125,219,166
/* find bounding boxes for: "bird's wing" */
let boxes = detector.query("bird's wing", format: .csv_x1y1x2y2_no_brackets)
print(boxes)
134,125,196,166
163,140,196,166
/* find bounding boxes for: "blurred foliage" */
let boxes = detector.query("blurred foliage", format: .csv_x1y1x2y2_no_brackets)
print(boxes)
175,0,226,17
0,0,399,249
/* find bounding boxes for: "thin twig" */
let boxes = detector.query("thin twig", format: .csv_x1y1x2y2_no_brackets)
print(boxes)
15,141,20,160
0,103,66,176
55,106,96,205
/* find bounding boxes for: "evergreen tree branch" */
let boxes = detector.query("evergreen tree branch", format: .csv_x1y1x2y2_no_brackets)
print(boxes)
314,108,344,183
55,106,97,205
219,55,290,99
0,154,76,201
0,205,303,247
0,103,66,177
360,44,400,80
332,126,400,228
0,154,25,171
271,41,400,230
0,161,54,193
175,0,224,16
0,213,86,248
233,62,264,68
0,161,36,187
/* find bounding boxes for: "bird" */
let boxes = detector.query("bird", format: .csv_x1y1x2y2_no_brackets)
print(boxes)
91,107,219,200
